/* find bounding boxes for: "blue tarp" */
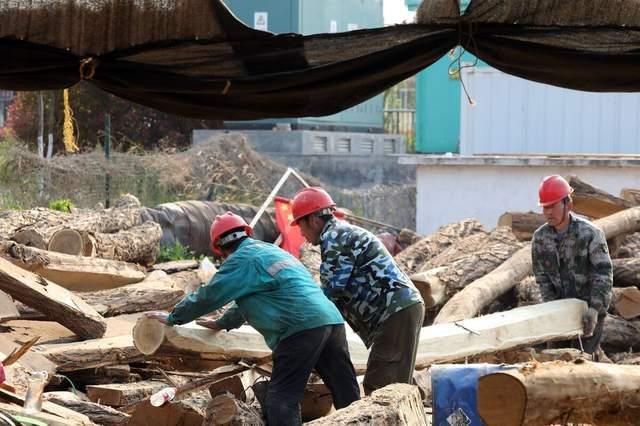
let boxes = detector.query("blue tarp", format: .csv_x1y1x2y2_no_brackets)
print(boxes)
432,364,515,426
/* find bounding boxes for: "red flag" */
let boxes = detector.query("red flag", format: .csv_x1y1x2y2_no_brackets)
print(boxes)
274,196,306,258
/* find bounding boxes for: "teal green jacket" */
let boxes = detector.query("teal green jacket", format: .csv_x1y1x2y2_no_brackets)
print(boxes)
167,238,343,349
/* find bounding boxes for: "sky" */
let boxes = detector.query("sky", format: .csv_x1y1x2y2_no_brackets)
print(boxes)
383,0,416,25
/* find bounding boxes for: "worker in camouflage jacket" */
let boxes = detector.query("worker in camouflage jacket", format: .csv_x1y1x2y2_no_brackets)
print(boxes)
532,175,613,355
291,187,425,394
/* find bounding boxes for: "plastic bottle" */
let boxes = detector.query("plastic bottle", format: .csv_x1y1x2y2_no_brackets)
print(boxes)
149,387,177,407
23,371,48,413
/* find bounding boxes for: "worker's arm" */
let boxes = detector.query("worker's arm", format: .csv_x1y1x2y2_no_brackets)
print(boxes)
319,231,356,300
167,255,260,325
531,235,557,302
588,228,613,314
214,303,246,330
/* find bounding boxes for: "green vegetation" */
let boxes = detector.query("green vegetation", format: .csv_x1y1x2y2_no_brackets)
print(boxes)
48,198,75,212
157,241,198,263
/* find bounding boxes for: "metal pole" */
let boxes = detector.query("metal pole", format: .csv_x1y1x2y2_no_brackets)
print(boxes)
104,113,111,208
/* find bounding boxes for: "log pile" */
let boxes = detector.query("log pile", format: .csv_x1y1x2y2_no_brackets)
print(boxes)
4,176,640,424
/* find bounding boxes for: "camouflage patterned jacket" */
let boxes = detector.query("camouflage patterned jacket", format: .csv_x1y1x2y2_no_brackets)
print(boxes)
319,218,423,347
532,213,612,314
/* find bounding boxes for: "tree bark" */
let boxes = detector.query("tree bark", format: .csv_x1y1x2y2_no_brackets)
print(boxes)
615,232,640,258
0,240,146,291
203,393,264,426
45,391,131,426
395,219,486,275
567,175,635,219
436,206,640,324
411,227,522,310
497,211,546,241
0,208,68,240
88,221,162,266
0,256,106,339
11,207,142,250
613,258,640,287
39,335,143,372
602,314,640,353
306,384,428,426
477,360,640,426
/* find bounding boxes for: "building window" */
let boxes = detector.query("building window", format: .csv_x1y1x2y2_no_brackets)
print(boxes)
384,139,396,154
361,139,374,153
336,138,351,153
312,136,328,153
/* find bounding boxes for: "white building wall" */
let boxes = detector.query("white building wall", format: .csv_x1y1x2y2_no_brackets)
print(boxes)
460,68,640,155
412,160,640,235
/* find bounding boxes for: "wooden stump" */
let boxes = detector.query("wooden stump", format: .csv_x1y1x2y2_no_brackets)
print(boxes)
497,211,545,241
478,360,640,426
203,393,264,426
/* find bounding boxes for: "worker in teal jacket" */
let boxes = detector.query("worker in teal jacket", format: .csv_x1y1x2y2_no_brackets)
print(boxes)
145,212,360,426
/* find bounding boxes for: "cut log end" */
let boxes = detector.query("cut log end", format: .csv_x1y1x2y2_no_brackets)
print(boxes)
48,229,84,256
477,373,526,426
132,317,166,355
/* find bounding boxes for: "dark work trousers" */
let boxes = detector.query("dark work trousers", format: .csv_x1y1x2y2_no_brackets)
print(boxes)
363,302,425,395
265,324,360,426
549,313,606,357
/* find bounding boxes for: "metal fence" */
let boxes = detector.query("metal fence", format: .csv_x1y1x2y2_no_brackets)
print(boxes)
384,108,415,151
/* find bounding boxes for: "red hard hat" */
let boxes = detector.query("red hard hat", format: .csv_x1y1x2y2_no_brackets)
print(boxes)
209,212,253,256
538,175,574,207
290,187,336,226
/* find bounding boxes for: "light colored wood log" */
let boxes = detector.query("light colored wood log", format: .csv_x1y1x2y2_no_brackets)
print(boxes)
436,206,640,324
45,391,130,426
0,335,56,395
567,175,634,219
497,211,545,241
152,259,199,274
86,381,167,407
0,208,67,240
37,335,143,372
620,188,640,205
0,241,146,291
306,383,428,426
133,299,585,372
127,399,205,426
0,256,106,339
48,229,85,256
477,360,640,426
410,268,446,308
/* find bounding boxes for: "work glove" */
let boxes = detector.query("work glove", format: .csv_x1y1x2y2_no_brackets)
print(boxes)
582,307,599,337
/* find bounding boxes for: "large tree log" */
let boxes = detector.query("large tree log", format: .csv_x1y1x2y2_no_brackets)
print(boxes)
11,207,142,251
0,241,146,291
613,258,640,287
411,228,522,310
80,270,207,317
567,175,635,219
620,188,640,205
133,300,585,372
0,256,106,339
395,219,486,275
477,360,640,426
38,335,143,372
614,232,640,258
435,206,640,324
306,384,428,426
0,208,68,240
497,211,546,241
45,391,131,426
87,221,162,266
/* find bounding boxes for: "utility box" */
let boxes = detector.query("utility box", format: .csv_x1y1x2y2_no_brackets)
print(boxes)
223,0,384,132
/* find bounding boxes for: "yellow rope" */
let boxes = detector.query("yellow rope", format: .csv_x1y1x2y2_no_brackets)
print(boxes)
63,89,79,153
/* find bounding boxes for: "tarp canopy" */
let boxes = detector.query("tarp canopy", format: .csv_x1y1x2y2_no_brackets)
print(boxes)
1,0,639,120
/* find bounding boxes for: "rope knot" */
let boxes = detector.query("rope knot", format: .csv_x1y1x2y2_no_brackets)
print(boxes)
79,57,97,80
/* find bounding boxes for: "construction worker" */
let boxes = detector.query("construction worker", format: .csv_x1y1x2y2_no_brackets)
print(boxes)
532,175,613,356
290,187,425,395
145,212,360,426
